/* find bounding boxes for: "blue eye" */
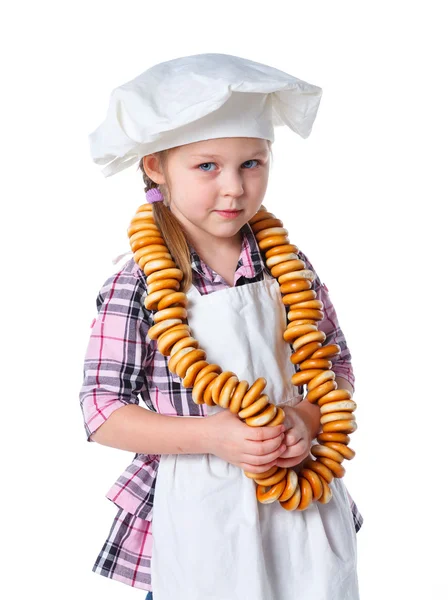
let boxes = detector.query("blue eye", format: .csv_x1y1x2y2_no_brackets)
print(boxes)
198,162,216,172
242,159,260,169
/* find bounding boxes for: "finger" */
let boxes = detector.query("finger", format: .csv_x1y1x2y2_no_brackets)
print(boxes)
246,433,285,457
275,452,309,469
277,439,308,460
242,442,287,467
241,458,280,474
244,424,285,442
285,432,302,446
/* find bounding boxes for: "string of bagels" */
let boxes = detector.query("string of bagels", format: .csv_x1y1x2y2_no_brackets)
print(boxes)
127,199,357,511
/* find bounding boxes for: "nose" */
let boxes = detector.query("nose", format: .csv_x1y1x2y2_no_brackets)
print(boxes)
220,168,244,199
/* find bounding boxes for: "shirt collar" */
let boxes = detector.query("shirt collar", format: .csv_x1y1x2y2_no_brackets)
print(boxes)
188,222,267,284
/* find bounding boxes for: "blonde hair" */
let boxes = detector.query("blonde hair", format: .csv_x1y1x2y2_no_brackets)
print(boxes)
138,140,273,293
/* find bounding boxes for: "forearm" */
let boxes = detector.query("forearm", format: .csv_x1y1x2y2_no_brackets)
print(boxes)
294,376,354,439
90,403,209,455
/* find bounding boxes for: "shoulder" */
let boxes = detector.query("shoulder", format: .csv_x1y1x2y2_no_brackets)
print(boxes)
96,258,149,314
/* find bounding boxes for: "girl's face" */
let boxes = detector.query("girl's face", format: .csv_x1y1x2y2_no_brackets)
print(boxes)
152,137,271,248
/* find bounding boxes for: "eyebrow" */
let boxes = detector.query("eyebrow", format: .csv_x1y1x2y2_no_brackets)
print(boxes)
190,149,269,160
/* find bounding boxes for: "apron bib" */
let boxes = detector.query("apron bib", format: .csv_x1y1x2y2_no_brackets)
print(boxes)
152,273,359,600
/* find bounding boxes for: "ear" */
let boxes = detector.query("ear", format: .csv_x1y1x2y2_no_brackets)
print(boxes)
142,154,166,185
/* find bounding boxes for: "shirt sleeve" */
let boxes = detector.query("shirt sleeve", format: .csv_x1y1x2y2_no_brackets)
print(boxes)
79,265,154,442
297,249,355,392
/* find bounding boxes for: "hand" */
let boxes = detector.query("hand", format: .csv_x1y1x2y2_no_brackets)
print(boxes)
204,409,287,474
274,404,315,469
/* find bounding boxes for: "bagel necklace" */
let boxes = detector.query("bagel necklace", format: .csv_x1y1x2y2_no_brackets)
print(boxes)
127,187,358,511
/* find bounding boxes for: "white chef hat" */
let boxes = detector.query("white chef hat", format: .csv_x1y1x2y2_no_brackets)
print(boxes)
88,52,323,178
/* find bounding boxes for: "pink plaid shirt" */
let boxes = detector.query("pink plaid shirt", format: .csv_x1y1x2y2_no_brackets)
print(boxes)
79,222,363,592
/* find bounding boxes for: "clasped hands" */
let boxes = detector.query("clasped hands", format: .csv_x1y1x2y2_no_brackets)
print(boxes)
206,403,320,474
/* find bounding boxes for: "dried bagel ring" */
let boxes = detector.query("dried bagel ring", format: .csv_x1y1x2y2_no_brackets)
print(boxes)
278,272,314,286
320,400,357,415
297,477,313,510
127,221,157,237
280,484,302,510
218,375,239,409
317,432,351,445
147,267,183,284
254,467,287,486
256,480,288,504
301,468,324,501
229,380,250,414
283,324,317,343
176,349,207,379
131,210,154,221
251,217,284,233
182,360,209,387
325,442,356,460
292,331,326,351
238,394,270,419
170,336,199,356
241,377,267,409
129,228,161,245
244,465,278,480
193,371,219,405
311,444,345,463
197,363,222,382
136,205,154,215
282,291,313,305
157,292,188,310
133,237,165,252
271,260,306,279
307,370,336,391
281,287,314,301
300,358,332,371
303,457,334,484
203,373,221,406
317,477,333,504
212,372,237,405
168,347,197,374
318,457,346,478
147,278,181,294
322,419,357,434
145,289,174,310
248,210,275,224
144,258,176,276
290,341,323,364
135,244,167,262
245,403,277,427
278,468,299,502
290,301,324,312
267,406,285,427
258,235,290,251
288,308,324,322
255,226,288,240
157,328,192,356
311,344,341,360
305,380,337,403
148,318,183,340
291,369,324,386
153,306,187,323
317,389,352,406
287,319,316,328
266,253,299,268
265,244,299,258
139,252,172,269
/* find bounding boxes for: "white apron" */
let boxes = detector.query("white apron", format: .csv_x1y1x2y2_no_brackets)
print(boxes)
151,272,359,600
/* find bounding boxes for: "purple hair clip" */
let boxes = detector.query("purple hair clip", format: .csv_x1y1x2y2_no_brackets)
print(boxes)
146,188,164,204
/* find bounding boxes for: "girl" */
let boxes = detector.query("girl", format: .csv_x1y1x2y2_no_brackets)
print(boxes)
79,53,363,600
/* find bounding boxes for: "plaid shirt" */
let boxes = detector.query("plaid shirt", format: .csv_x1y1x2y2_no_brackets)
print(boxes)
79,222,363,592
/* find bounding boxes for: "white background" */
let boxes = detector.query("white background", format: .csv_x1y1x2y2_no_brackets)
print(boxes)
1,1,447,598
